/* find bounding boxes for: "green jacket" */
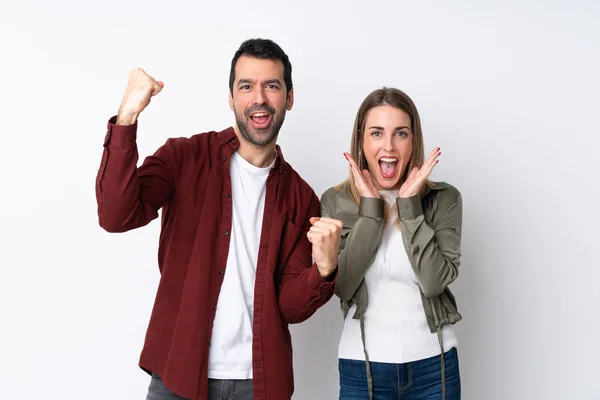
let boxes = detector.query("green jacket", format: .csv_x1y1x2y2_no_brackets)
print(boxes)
320,181,463,399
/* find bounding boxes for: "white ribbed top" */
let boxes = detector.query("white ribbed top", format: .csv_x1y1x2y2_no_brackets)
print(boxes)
338,191,457,363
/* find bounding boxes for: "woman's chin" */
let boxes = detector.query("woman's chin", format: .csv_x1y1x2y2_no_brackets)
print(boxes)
374,175,401,191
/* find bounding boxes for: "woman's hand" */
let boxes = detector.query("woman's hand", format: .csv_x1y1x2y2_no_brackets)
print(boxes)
343,152,380,199
398,147,441,198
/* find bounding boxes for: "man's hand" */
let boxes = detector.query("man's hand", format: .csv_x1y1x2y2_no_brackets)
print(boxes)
116,68,164,125
307,217,344,278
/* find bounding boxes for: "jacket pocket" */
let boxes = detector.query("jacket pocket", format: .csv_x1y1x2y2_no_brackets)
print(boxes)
440,288,458,313
277,217,302,269
439,288,462,325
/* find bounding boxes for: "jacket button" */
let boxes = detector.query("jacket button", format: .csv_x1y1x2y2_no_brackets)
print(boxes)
224,230,230,236
219,269,225,275
232,139,237,145
222,156,227,162
213,305,217,311
225,193,231,198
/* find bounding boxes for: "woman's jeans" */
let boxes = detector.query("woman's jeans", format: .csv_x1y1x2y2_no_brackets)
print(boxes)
339,348,461,399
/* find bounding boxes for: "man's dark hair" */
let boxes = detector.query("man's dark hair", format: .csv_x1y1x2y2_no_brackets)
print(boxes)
229,38,293,95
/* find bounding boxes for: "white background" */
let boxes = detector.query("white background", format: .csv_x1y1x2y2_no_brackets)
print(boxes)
1,1,599,399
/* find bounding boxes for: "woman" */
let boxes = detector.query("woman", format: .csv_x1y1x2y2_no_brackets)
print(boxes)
318,88,462,399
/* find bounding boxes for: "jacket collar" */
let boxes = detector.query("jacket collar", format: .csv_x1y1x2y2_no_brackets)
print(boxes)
217,127,286,174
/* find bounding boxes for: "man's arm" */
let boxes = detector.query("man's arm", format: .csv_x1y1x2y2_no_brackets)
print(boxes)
276,194,341,324
96,122,179,232
96,68,175,232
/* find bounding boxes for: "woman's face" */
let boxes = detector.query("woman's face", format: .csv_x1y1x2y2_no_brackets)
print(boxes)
362,105,413,190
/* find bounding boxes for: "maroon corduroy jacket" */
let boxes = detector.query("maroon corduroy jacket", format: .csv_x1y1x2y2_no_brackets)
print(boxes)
96,117,336,399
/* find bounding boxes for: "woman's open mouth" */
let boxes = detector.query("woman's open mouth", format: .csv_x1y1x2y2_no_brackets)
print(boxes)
378,157,398,179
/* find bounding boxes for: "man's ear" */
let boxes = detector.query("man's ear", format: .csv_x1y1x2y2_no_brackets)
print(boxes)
286,88,294,111
228,91,234,111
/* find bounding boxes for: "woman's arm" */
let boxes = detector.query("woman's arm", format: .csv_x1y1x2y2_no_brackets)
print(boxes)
398,186,462,298
321,189,385,301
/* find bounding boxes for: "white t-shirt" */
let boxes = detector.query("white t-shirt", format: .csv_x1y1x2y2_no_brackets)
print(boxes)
208,151,273,379
338,190,457,363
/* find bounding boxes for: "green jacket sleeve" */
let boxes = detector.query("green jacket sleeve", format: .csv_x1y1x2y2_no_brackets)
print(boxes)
320,192,385,301
397,187,462,298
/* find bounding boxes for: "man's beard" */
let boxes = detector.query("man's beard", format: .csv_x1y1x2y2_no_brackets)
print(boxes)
235,104,286,146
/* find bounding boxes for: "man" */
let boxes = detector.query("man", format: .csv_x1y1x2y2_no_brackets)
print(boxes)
95,39,343,400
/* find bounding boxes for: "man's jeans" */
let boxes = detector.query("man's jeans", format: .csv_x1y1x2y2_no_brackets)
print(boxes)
146,373,253,400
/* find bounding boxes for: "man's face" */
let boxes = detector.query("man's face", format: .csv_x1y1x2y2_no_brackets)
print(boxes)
229,56,294,146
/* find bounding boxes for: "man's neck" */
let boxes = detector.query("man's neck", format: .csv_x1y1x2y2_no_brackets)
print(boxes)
233,126,277,168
